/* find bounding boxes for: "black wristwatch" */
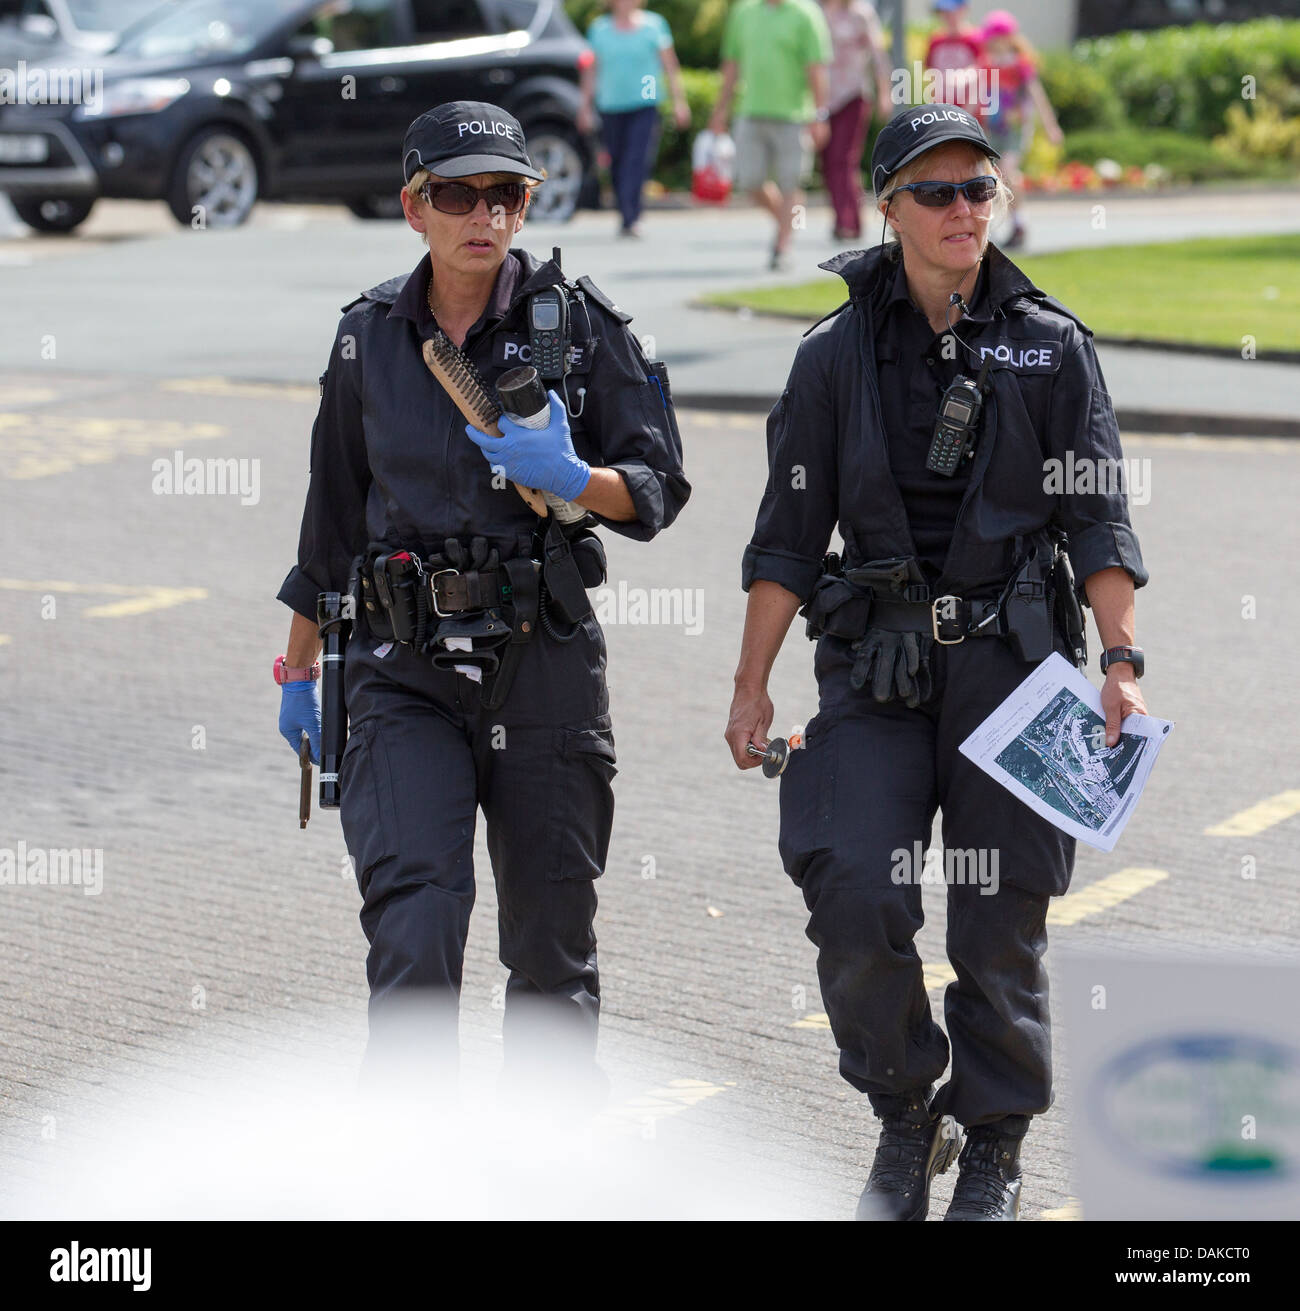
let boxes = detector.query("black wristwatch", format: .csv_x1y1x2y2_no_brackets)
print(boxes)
1100,645,1144,679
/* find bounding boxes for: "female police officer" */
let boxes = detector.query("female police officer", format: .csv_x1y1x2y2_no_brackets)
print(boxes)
275,101,688,1090
726,105,1150,1220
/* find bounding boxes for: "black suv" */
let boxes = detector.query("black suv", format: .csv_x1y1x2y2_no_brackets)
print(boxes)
0,0,592,233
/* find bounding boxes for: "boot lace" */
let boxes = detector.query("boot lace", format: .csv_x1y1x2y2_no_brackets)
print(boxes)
950,1135,1017,1215
866,1113,931,1196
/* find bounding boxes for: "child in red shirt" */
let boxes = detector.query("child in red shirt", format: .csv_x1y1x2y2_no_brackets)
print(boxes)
924,0,983,108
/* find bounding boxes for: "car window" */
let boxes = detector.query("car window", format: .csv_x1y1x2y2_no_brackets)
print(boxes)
410,0,488,40
294,0,399,52
64,0,169,31
114,0,303,60
493,1,538,32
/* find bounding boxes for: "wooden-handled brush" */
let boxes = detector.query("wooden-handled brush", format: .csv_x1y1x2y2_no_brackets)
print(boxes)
421,332,548,517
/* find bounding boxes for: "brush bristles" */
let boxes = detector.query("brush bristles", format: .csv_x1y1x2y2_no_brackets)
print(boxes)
425,331,500,427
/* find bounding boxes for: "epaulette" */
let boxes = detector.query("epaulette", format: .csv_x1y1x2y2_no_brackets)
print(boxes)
574,274,633,324
1025,289,1093,336
340,273,405,314
802,299,853,338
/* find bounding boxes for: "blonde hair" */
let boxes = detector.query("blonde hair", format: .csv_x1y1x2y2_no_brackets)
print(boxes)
876,143,1012,243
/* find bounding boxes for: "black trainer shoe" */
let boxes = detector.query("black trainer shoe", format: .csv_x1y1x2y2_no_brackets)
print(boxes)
855,1098,962,1221
943,1127,1024,1221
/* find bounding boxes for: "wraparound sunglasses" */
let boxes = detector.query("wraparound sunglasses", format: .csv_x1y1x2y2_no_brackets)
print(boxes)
420,180,529,215
887,175,999,207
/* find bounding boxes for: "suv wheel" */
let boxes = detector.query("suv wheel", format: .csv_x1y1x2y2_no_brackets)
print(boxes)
10,195,95,234
167,128,259,228
523,123,586,224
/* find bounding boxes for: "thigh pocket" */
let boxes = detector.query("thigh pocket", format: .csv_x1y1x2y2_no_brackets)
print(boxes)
777,716,836,887
548,722,618,881
339,719,398,898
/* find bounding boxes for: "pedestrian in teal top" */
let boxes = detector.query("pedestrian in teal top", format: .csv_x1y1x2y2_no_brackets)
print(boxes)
578,1,690,237
709,0,833,270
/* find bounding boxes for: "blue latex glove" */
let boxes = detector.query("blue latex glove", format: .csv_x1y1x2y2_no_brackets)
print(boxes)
465,391,591,503
279,681,321,766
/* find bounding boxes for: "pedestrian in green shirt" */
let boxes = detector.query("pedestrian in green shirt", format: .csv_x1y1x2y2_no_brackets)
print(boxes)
709,0,833,269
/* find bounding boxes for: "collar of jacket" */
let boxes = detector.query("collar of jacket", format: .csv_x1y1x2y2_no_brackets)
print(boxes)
818,241,1043,323
350,246,569,323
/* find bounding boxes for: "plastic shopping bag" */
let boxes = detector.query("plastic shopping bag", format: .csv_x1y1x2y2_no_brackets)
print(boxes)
691,130,735,204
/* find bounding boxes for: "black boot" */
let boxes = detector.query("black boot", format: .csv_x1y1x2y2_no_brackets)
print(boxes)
855,1096,962,1222
943,1126,1024,1221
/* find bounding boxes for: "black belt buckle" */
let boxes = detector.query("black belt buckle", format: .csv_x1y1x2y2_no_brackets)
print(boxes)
931,594,966,645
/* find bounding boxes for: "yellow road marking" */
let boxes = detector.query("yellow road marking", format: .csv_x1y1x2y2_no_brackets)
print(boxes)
0,412,226,479
0,634,10,646
597,1078,732,1134
160,376,318,403
1204,791,1300,837
0,578,207,619
793,871,1169,1028
792,1013,829,1030
1048,867,1169,927
1042,1197,1082,1221
0,386,57,406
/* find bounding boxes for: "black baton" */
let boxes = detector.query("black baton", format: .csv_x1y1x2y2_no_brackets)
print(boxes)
317,591,351,809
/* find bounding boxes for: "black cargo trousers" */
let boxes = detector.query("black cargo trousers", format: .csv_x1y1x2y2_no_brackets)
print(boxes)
777,623,1078,1137
338,604,616,1075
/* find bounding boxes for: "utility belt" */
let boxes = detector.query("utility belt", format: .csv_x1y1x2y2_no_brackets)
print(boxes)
355,518,607,708
803,537,1087,669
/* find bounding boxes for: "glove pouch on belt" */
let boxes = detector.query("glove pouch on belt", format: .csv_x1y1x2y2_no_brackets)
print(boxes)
801,575,872,640
428,608,512,675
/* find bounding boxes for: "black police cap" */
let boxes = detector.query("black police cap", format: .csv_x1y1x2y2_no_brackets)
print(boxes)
402,100,544,184
870,104,1000,196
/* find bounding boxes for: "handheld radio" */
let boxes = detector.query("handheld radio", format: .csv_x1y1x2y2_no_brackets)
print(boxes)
926,358,990,477
528,247,570,381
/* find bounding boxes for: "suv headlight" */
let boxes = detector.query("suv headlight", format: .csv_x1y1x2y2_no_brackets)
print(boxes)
74,78,191,120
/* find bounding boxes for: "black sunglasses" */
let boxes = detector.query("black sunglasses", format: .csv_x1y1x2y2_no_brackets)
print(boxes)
420,179,529,215
888,175,998,208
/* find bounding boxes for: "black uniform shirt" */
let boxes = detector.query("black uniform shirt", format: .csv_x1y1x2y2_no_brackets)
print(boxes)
874,251,990,580
742,242,1149,606
277,247,690,621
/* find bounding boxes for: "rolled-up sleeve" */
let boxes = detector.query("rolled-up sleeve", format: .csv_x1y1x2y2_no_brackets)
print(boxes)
1047,334,1149,600
741,337,838,603
276,313,371,620
578,320,690,542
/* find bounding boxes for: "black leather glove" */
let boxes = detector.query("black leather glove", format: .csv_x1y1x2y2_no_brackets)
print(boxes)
895,631,933,708
849,629,934,707
438,537,500,573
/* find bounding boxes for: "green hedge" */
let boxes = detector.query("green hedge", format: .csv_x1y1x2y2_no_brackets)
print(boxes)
1042,18,1300,137
1059,127,1289,181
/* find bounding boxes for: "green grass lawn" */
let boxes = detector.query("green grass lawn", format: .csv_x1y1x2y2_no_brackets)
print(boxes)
703,234,1300,352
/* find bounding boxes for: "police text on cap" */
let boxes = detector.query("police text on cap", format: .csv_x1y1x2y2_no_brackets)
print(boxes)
457,119,518,142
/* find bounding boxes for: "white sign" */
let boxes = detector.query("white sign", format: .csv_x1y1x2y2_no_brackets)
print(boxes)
1061,953,1300,1219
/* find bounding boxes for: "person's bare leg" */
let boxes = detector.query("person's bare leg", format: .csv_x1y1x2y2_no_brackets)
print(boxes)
752,181,783,223
774,188,802,254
